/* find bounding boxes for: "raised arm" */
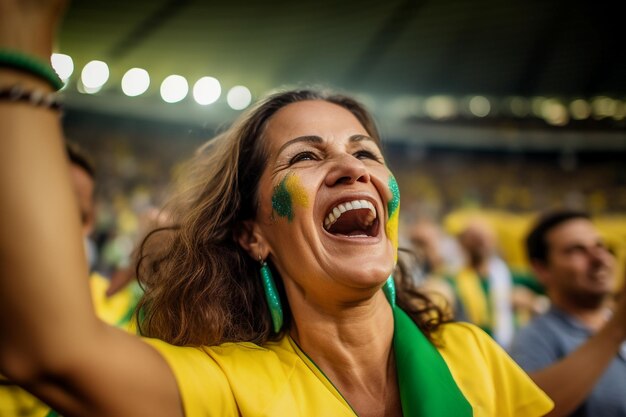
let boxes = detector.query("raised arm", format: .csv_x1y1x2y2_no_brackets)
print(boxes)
525,290,626,417
0,2,182,416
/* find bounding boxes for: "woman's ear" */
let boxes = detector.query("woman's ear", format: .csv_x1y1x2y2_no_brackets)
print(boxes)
235,220,269,259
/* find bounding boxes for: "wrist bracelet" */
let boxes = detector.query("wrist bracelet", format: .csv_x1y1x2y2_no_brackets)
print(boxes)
0,49,64,91
0,84,62,111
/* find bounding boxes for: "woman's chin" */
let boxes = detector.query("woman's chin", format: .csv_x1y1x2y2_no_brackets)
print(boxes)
333,262,395,290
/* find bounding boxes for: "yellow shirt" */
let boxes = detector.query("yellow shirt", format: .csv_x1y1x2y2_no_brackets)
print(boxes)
146,322,553,417
90,272,140,332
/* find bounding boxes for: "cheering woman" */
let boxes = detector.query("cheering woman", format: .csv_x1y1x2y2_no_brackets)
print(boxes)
0,1,553,416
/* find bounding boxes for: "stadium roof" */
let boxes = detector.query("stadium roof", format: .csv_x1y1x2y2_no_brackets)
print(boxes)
57,0,626,149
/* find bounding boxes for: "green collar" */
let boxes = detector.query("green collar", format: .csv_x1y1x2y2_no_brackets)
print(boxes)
393,306,472,416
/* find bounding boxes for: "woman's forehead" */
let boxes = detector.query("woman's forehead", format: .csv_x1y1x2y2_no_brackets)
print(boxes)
263,100,370,148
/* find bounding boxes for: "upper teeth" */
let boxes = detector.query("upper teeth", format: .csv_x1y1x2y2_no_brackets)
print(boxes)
324,199,376,230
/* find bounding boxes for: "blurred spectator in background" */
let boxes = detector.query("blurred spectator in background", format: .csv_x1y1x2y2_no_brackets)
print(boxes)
65,141,142,327
409,218,448,278
406,218,460,316
509,210,626,417
448,218,515,347
106,206,173,296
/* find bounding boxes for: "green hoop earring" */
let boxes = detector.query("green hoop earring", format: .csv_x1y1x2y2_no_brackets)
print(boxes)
383,275,396,307
260,259,284,333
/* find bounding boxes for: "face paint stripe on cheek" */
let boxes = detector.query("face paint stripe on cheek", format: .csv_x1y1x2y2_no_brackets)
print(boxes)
271,176,293,222
385,173,401,263
271,173,309,222
387,174,400,216
285,173,309,208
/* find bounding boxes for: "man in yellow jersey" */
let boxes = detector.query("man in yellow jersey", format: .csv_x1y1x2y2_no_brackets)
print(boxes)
0,142,141,417
448,218,516,347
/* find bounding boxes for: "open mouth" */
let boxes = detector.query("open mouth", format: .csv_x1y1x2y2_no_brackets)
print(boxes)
323,199,378,237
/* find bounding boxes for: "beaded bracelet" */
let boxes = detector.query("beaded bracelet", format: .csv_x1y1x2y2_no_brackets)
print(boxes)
0,84,62,111
0,49,64,91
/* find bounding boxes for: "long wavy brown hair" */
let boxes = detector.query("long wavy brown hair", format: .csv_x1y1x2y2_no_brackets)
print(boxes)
135,89,448,347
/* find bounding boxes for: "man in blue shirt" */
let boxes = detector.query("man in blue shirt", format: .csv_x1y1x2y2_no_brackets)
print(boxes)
509,210,626,417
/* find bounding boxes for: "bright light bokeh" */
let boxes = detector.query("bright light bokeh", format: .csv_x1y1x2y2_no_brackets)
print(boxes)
81,60,109,89
591,96,616,119
612,101,626,121
51,53,74,81
122,68,150,97
569,99,591,120
424,95,457,119
227,86,252,110
160,75,188,103
193,77,221,105
469,96,491,117
541,99,569,126
77,79,102,95
531,97,547,117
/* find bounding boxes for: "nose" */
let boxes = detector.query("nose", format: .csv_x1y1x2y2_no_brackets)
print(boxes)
324,153,371,186
589,245,613,266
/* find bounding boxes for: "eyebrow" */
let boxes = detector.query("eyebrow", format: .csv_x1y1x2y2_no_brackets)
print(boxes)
276,134,376,156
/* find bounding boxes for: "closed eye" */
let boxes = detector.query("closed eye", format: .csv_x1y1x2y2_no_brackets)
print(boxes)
354,150,382,162
289,151,318,165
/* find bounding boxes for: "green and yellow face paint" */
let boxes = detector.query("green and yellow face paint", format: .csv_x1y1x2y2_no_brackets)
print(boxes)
385,172,401,263
271,172,309,222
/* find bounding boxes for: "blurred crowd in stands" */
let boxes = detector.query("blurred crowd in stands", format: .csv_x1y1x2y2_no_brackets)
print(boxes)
17,109,626,416
61,109,623,321
65,114,626,307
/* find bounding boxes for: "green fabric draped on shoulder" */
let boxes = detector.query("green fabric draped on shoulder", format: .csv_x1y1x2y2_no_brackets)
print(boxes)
393,306,472,416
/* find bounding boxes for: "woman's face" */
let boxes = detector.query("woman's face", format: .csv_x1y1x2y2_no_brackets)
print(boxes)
251,100,399,304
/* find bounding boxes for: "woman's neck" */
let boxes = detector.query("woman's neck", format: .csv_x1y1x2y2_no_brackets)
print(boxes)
288,290,400,417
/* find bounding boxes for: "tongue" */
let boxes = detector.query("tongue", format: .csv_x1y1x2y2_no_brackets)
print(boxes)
328,209,371,236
